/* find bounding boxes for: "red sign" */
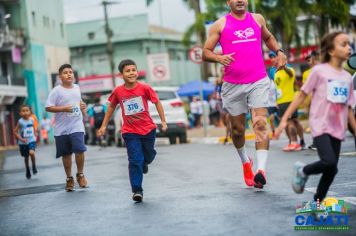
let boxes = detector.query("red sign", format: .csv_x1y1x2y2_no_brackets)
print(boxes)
153,65,167,80
189,46,203,64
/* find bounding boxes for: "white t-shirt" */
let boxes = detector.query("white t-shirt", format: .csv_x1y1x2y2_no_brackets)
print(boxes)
45,84,85,136
190,101,203,115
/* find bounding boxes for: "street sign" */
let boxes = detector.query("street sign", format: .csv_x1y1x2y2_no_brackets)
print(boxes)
189,46,203,64
147,53,171,82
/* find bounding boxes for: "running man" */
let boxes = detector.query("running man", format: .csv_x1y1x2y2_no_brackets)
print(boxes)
203,0,287,188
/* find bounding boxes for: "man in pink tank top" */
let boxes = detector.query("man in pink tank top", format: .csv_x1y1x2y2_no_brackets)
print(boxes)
203,0,287,189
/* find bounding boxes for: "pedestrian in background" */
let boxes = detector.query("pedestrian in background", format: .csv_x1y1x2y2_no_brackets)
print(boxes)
98,59,167,202
13,104,38,179
45,64,88,192
190,96,203,128
29,107,40,144
275,65,305,151
276,31,355,206
40,114,51,144
302,50,320,150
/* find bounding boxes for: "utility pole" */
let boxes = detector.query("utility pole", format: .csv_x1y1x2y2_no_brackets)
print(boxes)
102,1,116,88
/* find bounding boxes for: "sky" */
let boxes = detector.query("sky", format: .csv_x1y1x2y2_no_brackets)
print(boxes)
63,0,203,33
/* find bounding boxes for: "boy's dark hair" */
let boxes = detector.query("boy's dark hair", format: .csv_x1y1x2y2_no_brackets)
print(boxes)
58,64,72,74
118,59,136,73
19,104,31,111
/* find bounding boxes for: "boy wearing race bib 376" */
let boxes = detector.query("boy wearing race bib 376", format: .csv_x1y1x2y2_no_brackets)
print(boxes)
45,64,88,192
13,104,38,179
98,59,167,203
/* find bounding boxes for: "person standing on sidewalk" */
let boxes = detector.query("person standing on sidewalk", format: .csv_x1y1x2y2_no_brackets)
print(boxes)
203,0,287,188
275,32,355,204
302,50,320,150
45,64,88,192
13,104,38,179
274,65,305,151
98,59,167,202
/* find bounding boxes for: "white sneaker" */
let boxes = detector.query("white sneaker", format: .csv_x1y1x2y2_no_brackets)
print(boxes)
292,162,308,193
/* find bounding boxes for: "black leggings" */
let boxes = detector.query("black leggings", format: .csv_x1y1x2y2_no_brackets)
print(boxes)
303,134,341,202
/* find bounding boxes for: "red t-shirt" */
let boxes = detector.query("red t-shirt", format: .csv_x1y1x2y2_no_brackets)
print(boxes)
108,82,159,135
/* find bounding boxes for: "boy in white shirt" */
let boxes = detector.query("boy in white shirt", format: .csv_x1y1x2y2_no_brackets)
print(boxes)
45,64,88,191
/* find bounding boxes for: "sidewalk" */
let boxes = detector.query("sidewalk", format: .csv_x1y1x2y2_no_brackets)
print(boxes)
187,119,310,144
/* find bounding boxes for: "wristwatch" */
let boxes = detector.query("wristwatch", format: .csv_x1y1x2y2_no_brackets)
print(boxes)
275,49,285,55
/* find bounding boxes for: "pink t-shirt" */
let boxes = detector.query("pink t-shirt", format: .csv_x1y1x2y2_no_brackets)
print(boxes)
108,82,159,135
302,63,355,140
219,12,267,84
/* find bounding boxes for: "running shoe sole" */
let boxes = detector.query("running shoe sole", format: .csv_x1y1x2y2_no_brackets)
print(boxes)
254,172,266,189
132,192,143,202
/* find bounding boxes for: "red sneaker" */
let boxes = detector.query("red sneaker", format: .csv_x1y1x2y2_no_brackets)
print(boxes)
254,170,266,189
243,157,254,187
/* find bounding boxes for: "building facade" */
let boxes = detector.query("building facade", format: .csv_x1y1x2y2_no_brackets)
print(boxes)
0,0,69,146
67,14,201,97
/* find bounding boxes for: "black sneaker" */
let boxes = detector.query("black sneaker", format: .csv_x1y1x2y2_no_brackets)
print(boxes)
32,166,38,175
132,191,143,202
308,144,317,151
26,170,31,179
143,164,148,174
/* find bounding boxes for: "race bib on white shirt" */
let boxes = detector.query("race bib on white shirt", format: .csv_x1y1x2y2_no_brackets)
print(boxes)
67,104,81,117
123,96,145,116
327,80,349,104
23,127,34,138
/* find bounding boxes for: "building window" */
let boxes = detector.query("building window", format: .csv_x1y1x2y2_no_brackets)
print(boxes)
31,11,36,27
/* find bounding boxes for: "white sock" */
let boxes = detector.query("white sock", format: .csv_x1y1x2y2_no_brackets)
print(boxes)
236,146,250,164
256,150,268,171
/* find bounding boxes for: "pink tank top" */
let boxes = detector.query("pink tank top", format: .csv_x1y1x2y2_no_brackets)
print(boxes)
219,12,267,84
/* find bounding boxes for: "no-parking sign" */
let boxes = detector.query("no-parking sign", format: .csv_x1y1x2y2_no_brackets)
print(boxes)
189,46,203,64
147,53,171,82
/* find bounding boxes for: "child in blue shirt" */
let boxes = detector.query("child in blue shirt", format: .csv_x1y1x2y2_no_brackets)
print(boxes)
13,104,38,179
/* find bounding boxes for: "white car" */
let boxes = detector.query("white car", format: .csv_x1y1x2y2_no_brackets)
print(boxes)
112,86,189,146
149,86,189,144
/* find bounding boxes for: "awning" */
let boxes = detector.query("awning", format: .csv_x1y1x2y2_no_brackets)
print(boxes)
0,85,27,105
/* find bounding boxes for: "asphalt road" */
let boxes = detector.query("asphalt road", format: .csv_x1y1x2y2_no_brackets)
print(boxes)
0,134,355,236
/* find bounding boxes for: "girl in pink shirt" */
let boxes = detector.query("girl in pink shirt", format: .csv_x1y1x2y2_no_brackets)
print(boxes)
276,32,356,203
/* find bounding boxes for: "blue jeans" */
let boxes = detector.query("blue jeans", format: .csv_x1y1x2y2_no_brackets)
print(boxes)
123,129,156,192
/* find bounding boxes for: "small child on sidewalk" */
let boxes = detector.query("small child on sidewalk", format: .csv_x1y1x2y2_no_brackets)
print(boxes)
13,104,38,179
98,59,167,202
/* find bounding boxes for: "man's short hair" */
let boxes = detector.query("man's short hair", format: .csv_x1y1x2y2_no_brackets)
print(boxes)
58,64,72,74
118,59,137,73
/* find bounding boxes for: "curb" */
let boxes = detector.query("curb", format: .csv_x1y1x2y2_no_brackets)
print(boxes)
189,132,276,144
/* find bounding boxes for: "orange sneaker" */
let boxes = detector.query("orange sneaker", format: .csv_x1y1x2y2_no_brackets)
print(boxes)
254,170,266,189
283,143,302,152
243,157,254,187
76,173,88,188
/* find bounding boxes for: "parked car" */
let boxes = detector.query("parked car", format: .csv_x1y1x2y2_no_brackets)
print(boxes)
112,86,189,146
149,86,189,144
